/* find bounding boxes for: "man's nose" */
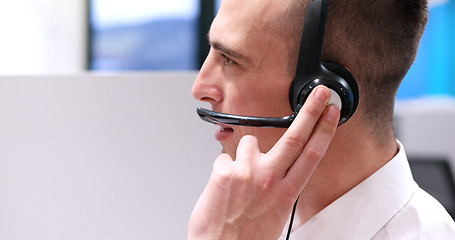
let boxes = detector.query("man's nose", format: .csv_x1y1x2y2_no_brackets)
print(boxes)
192,52,223,105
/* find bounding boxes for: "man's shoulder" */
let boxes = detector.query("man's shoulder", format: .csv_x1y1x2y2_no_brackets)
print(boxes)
380,186,455,239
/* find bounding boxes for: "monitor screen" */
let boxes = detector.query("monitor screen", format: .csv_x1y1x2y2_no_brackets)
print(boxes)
409,157,455,219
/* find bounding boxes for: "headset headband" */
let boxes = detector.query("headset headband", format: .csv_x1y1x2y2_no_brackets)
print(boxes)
296,0,327,76
290,0,328,110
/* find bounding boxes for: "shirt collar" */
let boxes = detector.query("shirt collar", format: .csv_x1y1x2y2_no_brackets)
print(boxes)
281,141,416,240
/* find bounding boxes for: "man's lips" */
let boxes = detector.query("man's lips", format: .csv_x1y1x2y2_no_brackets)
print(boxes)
215,124,234,141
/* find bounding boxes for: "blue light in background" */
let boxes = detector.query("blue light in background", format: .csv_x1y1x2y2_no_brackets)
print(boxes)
397,0,455,99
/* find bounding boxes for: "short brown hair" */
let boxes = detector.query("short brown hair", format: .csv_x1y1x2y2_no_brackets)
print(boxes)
275,0,428,136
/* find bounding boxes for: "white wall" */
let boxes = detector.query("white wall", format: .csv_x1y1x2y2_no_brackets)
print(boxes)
0,72,220,240
395,98,455,177
0,0,87,74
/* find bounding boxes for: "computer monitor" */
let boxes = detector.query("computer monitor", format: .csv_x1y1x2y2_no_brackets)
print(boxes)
409,157,455,220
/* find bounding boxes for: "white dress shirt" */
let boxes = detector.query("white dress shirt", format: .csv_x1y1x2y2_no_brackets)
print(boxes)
279,141,455,240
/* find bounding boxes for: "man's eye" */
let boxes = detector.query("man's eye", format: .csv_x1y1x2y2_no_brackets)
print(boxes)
220,53,236,65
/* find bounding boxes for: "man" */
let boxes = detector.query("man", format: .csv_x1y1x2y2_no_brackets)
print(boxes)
189,0,455,239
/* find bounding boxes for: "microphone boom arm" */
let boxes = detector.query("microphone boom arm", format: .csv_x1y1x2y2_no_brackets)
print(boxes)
196,101,304,128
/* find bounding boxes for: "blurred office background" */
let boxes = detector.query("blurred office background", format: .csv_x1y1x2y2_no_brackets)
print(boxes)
0,0,454,239
0,0,453,96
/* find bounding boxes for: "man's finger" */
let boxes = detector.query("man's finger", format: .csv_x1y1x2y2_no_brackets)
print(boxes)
235,135,261,164
266,86,331,174
284,104,339,191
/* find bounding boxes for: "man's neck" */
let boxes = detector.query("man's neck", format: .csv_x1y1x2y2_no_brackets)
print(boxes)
296,118,399,224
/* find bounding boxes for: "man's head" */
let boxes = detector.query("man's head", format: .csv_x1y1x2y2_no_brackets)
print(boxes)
192,0,428,159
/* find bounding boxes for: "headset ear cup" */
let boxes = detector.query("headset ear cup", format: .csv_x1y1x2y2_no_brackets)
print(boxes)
322,61,359,114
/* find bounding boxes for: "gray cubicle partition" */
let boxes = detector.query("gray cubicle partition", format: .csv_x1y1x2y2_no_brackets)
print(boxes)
0,72,219,240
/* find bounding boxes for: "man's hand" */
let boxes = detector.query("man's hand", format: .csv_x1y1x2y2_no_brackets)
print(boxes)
188,86,340,240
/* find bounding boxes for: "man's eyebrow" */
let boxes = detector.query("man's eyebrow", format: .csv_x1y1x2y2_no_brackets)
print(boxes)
207,33,253,64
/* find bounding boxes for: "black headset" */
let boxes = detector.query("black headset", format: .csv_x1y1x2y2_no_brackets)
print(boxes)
196,0,359,128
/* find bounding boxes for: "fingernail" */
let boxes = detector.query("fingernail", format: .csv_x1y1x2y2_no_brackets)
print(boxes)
315,87,329,104
326,105,340,122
